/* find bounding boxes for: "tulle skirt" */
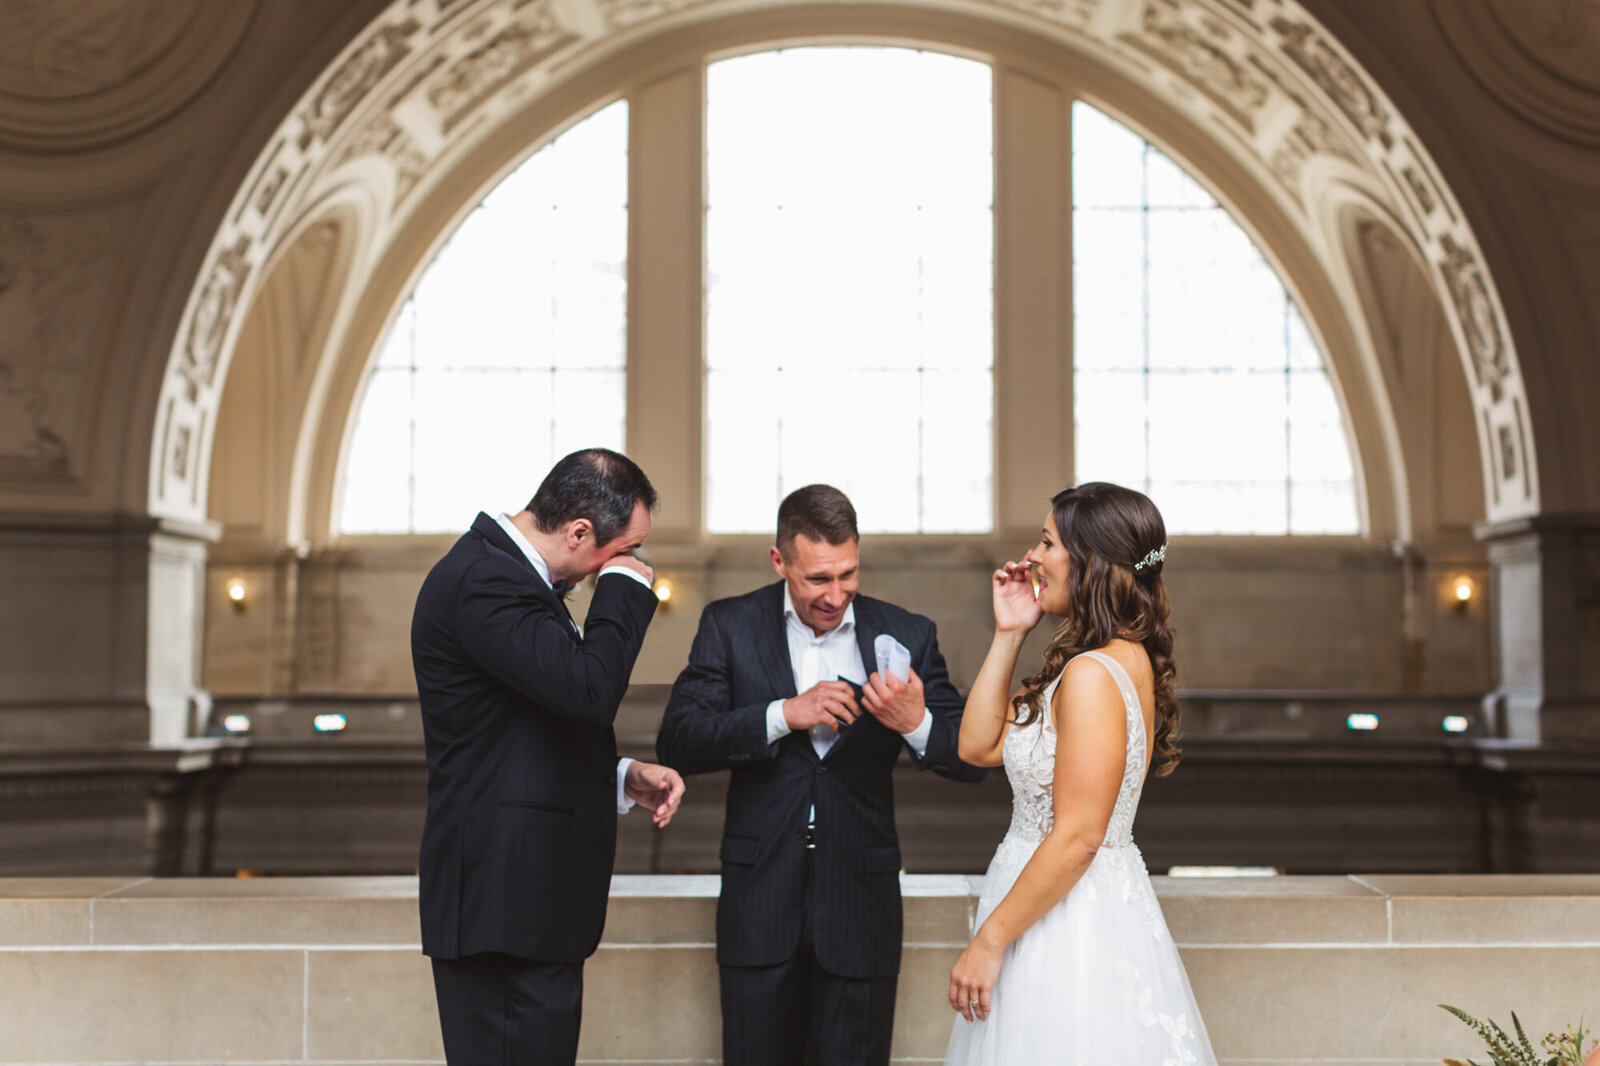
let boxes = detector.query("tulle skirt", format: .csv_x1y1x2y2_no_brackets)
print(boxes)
944,838,1217,1066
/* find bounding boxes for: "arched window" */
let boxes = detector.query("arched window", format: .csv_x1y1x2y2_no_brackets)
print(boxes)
702,47,994,534
333,54,1364,541
337,101,628,534
1072,103,1360,534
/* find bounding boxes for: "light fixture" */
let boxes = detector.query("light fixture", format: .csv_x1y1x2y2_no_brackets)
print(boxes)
1442,715,1470,733
1346,713,1379,731
313,713,348,733
654,579,673,604
221,714,251,734
1450,575,1475,612
226,577,248,613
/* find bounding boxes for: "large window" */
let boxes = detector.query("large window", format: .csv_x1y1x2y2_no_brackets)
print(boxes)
337,101,628,534
1072,103,1359,534
333,51,1366,541
703,48,994,534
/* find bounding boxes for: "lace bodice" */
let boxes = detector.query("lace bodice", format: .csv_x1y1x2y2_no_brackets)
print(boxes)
1001,650,1149,848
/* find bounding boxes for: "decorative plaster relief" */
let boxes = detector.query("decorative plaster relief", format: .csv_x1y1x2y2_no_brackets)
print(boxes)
178,238,252,405
1437,234,1508,404
1491,0,1600,93
1434,0,1600,146
426,11,578,133
150,0,1542,525
299,21,422,151
1270,16,1391,149
0,211,120,478
1127,1,1270,132
0,0,256,151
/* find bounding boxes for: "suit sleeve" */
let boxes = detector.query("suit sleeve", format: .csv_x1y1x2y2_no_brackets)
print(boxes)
910,619,988,783
655,605,779,775
456,561,656,729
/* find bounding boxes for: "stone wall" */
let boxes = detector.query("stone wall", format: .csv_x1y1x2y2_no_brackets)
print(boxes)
1,875,1596,1064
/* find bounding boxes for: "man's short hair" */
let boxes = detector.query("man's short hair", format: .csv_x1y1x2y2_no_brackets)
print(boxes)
776,484,858,559
528,449,657,545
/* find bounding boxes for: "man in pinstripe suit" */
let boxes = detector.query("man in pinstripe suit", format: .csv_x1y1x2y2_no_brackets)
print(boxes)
657,484,984,1066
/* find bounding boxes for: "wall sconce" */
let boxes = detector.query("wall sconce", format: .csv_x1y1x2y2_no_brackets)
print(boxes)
654,578,674,607
1449,575,1475,613
226,577,249,614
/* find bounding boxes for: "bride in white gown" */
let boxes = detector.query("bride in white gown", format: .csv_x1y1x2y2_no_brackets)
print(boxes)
945,482,1216,1066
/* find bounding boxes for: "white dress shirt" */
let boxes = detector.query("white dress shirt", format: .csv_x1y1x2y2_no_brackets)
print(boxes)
494,512,650,814
763,586,932,759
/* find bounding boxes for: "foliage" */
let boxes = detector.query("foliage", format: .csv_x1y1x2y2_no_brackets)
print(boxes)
1441,1005,1595,1066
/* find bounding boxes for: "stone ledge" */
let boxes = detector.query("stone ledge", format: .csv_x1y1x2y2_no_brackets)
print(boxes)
0,876,1596,1064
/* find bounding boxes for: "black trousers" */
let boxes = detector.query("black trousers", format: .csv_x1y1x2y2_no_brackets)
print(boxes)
719,859,898,1066
431,952,584,1066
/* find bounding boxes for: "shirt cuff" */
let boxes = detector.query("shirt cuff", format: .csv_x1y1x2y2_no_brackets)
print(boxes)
616,756,636,814
599,565,653,590
765,699,792,745
900,709,932,759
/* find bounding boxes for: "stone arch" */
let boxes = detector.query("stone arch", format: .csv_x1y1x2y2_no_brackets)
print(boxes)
148,0,1538,539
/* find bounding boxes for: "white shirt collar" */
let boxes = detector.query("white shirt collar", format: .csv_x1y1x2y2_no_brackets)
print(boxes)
494,512,555,590
781,583,855,640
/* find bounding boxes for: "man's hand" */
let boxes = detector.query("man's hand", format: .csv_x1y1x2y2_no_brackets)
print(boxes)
624,760,685,827
783,680,859,733
861,668,926,734
604,553,654,584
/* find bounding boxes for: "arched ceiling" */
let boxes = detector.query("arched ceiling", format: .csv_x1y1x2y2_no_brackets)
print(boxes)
148,0,1540,526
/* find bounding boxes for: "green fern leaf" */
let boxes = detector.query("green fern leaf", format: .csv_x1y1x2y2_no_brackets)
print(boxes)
1440,1005,1536,1066
1512,1012,1535,1058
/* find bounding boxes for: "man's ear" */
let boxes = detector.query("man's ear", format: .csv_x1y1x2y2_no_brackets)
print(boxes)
769,545,786,577
568,519,593,548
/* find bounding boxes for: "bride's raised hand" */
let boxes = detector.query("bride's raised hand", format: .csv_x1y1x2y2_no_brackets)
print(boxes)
992,560,1043,634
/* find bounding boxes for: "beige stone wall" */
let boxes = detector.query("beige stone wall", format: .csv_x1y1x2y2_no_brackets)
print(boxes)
2,875,1597,1064
203,533,1494,697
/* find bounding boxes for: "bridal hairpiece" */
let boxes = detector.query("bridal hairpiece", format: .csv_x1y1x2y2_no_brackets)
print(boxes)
1133,544,1167,571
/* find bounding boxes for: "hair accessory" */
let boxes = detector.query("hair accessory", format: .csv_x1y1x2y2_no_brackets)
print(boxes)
1133,543,1167,571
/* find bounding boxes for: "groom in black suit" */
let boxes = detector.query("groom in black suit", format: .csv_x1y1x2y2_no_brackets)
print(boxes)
412,448,685,1066
657,484,984,1066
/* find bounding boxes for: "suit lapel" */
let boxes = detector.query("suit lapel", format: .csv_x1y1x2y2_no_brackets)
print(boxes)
757,582,799,702
755,582,816,762
470,512,578,631
851,595,880,684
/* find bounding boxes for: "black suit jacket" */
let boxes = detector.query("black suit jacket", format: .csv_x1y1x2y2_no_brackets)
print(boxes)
656,582,983,978
412,512,657,962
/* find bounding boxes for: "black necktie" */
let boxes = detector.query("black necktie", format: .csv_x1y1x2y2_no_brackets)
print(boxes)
550,578,571,596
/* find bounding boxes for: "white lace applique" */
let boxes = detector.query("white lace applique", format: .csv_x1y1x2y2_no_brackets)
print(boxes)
1118,960,1200,1066
998,651,1147,855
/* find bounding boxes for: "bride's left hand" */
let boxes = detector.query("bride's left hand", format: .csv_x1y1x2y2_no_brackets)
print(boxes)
948,935,1003,1023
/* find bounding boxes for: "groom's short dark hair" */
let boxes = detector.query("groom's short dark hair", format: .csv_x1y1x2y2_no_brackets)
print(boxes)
776,484,858,560
529,448,657,545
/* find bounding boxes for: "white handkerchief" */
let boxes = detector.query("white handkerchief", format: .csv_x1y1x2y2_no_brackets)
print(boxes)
874,634,912,683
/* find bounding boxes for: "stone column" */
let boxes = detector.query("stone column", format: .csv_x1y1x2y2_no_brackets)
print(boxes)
1476,514,1600,742
0,512,218,746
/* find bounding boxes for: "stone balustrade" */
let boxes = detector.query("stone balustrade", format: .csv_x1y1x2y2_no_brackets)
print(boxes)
2,875,1598,1064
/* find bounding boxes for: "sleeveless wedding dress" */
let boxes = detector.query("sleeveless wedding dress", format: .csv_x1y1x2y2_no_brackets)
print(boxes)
944,651,1217,1065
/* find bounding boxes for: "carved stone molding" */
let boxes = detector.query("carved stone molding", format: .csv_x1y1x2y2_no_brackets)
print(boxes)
427,11,577,133
1434,0,1600,147
0,0,258,152
148,0,1542,526
1127,0,1271,131
1438,234,1509,403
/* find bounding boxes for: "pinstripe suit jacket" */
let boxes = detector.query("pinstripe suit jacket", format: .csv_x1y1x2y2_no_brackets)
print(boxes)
656,582,984,978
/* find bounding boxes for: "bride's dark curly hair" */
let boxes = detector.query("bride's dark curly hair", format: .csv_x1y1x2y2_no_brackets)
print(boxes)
1010,482,1182,777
